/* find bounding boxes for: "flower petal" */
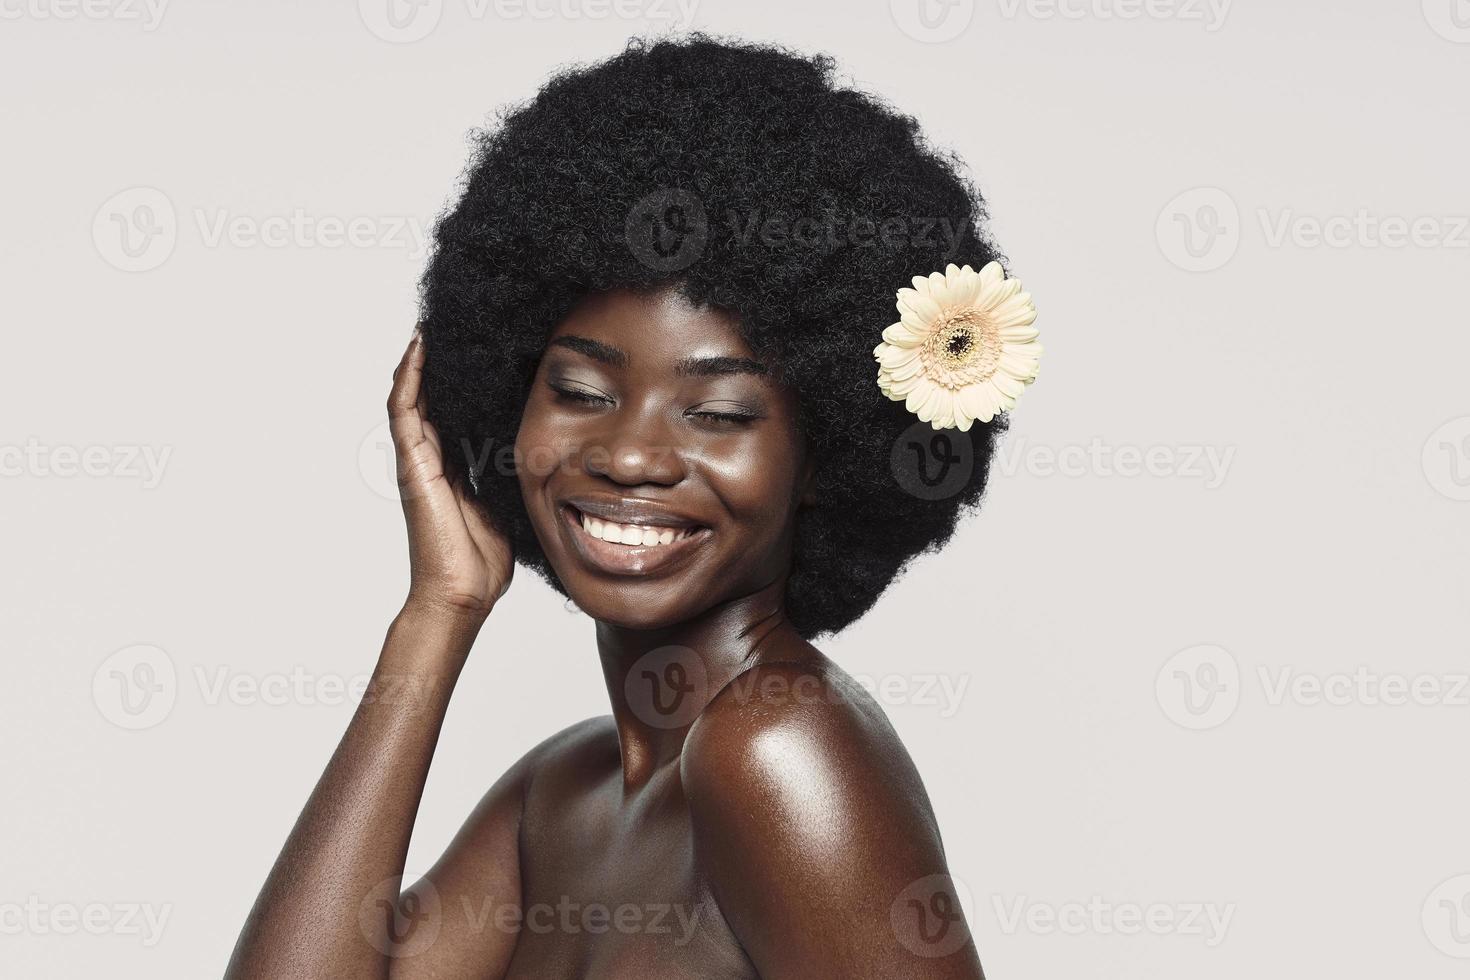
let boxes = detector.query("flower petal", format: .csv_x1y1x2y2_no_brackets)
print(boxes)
898,289,942,325
881,322,924,347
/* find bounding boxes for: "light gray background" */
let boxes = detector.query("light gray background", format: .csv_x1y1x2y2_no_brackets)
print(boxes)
3,1,1468,976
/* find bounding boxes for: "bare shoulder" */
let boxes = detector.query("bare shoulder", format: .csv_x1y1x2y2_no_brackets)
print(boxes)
524,714,619,773
682,656,939,839
680,656,981,978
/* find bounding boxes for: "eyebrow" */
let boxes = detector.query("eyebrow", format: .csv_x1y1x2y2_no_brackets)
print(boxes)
550,335,627,367
674,355,768,378
549,335,768,378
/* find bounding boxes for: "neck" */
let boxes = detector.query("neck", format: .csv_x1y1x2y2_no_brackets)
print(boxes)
595,576,808,789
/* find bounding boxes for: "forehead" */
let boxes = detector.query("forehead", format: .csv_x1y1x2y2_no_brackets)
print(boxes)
547,287,757,364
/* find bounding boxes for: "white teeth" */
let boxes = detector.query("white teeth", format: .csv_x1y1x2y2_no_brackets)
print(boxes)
578,510,694,548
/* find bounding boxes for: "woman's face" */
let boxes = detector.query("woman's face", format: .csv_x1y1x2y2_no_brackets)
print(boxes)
515,287,812,631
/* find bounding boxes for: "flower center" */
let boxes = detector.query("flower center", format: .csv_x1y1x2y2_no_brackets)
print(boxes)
941,326,975,363
925,309,1000,388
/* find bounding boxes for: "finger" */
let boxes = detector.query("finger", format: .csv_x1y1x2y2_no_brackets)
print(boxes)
419,413,444,463
388,329,427,447
455,482,512,595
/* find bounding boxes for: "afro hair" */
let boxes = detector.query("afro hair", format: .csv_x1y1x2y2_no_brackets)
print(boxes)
420,33,1011,639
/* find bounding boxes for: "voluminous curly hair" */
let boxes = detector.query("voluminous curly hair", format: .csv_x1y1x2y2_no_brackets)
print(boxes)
420,34,1010,639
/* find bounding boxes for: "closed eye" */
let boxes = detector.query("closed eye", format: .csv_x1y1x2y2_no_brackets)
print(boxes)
686,403,764,426
548,381,613,407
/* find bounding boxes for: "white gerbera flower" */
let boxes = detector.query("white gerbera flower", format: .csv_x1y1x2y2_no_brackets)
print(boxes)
873,261,1042,431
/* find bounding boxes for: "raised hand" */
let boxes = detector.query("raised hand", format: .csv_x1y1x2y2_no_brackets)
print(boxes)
389,328,513,621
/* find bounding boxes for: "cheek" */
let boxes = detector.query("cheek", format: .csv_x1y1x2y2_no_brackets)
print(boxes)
512,399,565,499
698,432,806,534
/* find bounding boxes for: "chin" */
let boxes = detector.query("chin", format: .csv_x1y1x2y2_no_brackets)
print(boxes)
561,586,703,633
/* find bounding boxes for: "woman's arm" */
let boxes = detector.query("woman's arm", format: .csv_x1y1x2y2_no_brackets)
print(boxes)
225,331,518,979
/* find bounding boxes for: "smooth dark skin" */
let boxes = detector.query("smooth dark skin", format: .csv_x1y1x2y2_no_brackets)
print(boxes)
226,288,983,979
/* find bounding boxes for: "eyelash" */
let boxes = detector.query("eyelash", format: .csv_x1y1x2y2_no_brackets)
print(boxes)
551,385,610,407
548,384,760,426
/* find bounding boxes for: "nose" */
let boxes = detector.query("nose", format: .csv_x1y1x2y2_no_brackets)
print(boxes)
582,404,688,487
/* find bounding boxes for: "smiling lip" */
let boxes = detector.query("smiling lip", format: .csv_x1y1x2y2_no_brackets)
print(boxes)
558,500,711,577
